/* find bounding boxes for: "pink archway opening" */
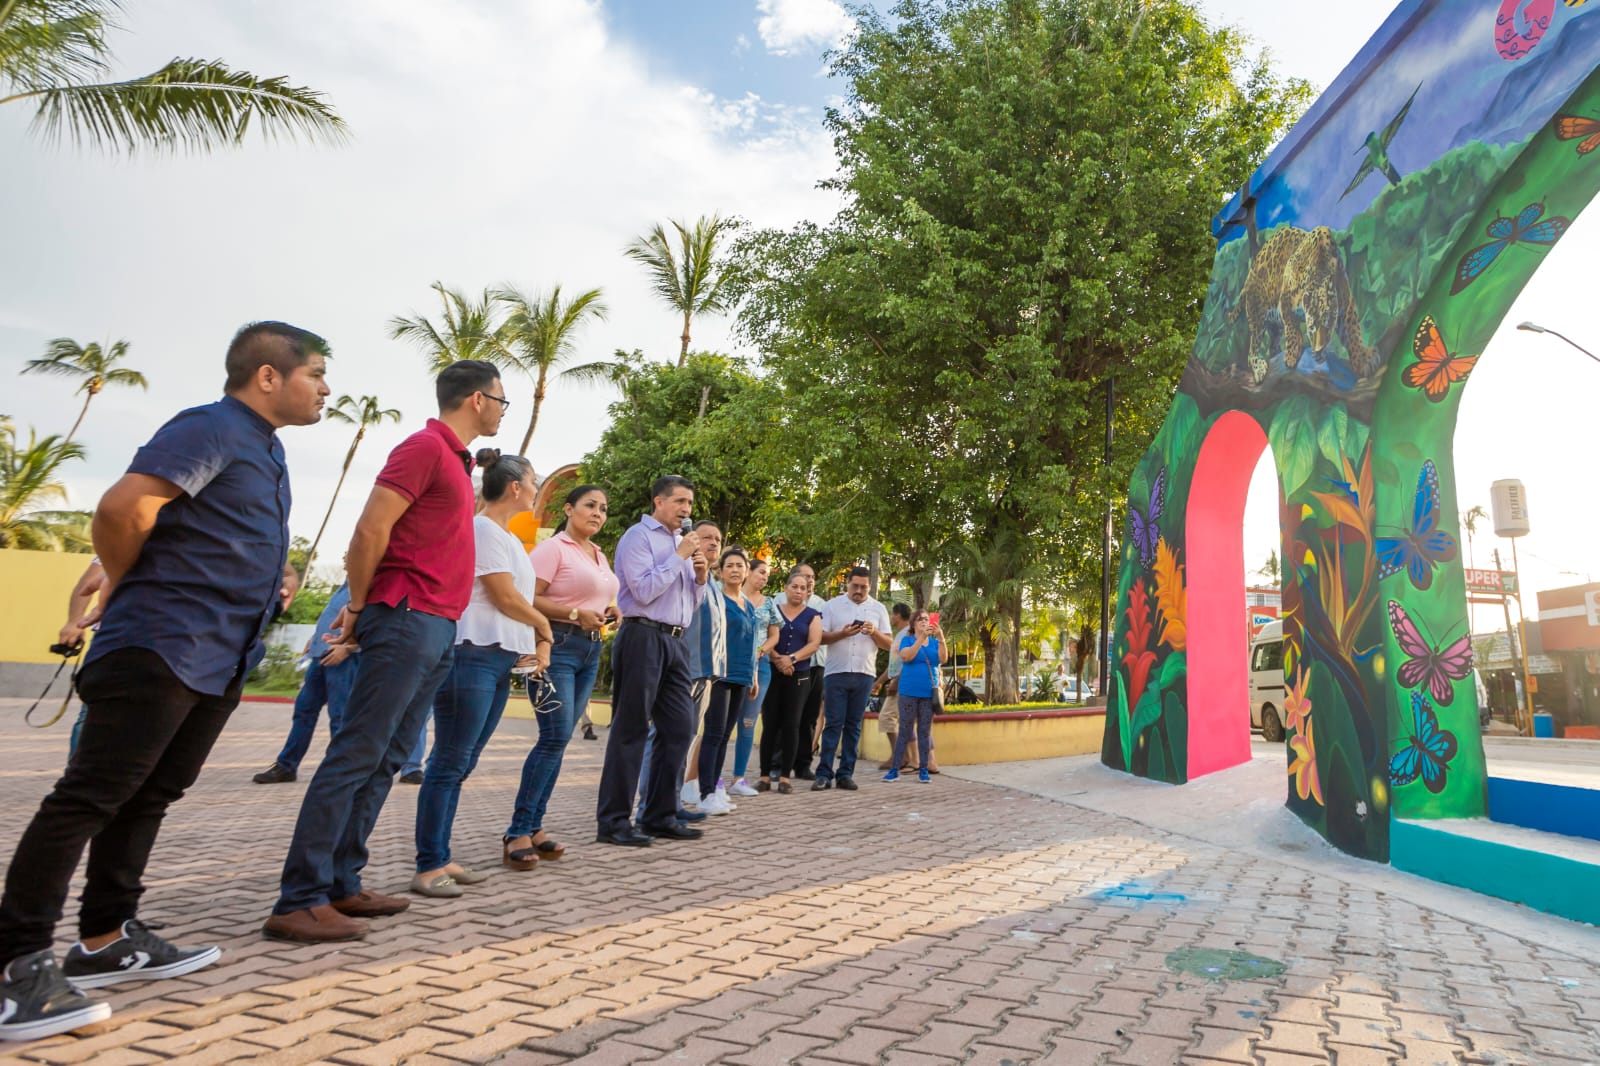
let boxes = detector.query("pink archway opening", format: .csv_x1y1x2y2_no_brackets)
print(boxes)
1185,410,1272,779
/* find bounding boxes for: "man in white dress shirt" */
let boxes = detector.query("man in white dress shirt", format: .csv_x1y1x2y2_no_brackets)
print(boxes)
811,566,892,791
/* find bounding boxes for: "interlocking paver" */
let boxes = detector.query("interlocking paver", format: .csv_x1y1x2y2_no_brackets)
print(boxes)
1,701,1599,1065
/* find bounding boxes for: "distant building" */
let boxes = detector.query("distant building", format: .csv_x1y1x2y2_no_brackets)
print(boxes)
1245,584,1280,638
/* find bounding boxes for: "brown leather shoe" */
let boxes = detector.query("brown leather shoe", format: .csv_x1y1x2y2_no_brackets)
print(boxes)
263,905,368,942
330,890,411,918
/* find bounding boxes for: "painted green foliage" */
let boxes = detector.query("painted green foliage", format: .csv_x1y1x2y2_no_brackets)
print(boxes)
1104,22,1600,862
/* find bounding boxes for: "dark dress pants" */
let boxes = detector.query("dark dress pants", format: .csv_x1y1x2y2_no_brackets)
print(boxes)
0,648,240,965
791,664,826,775
597,623,694,833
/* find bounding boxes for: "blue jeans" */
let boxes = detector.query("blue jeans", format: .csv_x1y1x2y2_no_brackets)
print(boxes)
274,601,455,913
274,658,358,773
401,711,430,777
734,658,770,779
816,672,874,782
416,643,517,871
506,630,601,838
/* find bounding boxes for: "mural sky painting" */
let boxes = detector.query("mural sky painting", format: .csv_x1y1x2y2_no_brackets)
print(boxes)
1102,0,1600,864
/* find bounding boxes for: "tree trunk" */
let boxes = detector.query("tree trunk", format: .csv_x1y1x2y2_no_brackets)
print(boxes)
303,426,364,582
868,547,881,599
63,393,93,444
678,311,692,368
520,367,549,455
986,591,1024,705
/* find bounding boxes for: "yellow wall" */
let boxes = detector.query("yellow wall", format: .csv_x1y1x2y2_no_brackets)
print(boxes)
859,711,1106,766
0,549,96,663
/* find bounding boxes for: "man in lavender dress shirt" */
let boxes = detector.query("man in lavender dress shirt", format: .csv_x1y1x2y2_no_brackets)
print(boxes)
596,475,710,845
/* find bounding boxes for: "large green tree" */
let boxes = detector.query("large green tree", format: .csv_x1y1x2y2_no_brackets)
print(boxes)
21,336,146,442
1,0,345,153
578,353,778,551
737,0,1308,702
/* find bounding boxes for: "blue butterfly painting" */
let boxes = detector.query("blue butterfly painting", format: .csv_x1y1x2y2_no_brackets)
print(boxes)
1128,466,1167,569
1389,691,1458,794
1450,201,1570,295
1375,459,1457,590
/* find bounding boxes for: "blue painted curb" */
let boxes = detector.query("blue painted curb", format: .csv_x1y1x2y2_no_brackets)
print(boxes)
1488,777,1600,843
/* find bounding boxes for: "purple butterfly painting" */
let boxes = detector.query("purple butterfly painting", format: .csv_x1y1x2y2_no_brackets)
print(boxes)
1128,466,1167,569
1387,600,1474,706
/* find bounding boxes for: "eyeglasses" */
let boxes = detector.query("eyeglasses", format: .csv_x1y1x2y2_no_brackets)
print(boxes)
479,391,511,411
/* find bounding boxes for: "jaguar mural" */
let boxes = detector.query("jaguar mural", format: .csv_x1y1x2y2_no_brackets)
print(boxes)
1101,0,1600,863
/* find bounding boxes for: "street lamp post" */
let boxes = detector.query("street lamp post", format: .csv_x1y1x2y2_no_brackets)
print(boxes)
1516,321,1600,365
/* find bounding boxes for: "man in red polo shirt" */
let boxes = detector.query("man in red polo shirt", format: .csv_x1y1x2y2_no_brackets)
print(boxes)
265,360,507,942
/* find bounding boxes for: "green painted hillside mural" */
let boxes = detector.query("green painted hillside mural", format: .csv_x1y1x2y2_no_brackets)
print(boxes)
1101,0,1600,863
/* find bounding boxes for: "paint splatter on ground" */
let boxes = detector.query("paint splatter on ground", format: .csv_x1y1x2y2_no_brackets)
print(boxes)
1090,881,1189,904
1165,946,1288,982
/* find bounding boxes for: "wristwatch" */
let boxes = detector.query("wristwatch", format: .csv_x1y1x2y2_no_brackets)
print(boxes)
568,607,579,621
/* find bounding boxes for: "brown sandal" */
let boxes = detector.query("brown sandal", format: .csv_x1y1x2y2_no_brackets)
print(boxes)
502,836,539,871
757,777,771,792
777,780,793,794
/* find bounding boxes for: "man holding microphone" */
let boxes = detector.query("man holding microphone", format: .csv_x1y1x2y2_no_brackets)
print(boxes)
596,475,710,845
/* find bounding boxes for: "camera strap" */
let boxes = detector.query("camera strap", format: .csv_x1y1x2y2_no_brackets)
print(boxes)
24,652,81,730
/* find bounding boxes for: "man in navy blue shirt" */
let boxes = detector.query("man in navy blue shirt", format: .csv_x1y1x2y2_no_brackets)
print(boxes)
0,322,328,1044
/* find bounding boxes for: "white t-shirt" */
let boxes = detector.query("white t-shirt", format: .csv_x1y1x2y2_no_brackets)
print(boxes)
455,515,541,654
820,594,892,677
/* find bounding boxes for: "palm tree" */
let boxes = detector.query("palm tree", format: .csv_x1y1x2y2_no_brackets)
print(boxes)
0,416,89,550
390,282,516,372
494,284,607,454
1462,504,1488,570
1,0,346,154
21,337,147,442
299,394,402,582
1255,550,1281,584
624,214,740,366
563,347,650,433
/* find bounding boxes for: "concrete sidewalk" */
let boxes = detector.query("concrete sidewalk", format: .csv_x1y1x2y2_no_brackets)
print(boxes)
0,701,1596,1064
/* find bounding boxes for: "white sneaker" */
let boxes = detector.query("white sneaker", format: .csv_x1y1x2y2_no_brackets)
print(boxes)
699,792,734,815
680,780,701,810
727,778,759,797
714,786,737,811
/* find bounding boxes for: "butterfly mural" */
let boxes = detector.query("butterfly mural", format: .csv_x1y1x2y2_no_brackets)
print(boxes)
1128,466,1167,569
1387,600,1474,706
1375,459,1458,591
1404,316,1478,402
1450,201,1571,294
1390,691,1459,794
1555,113,1600,155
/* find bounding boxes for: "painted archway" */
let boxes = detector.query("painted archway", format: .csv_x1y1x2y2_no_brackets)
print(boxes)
1101,0,1600,863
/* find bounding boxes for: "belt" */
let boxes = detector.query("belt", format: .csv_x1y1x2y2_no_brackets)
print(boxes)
628,617,686,639
551,619,602,642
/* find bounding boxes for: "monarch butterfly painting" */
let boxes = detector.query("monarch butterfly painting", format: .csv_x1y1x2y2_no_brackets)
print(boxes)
1403,316,1478,402
1554,113,1600,155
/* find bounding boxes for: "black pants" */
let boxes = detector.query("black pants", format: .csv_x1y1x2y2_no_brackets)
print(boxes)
597,623,695,833
791,664,826,775
760,670,810,778
697,680,746,800
0,649,240,965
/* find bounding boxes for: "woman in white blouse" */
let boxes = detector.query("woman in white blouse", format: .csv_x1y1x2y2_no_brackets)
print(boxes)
412,449,552,898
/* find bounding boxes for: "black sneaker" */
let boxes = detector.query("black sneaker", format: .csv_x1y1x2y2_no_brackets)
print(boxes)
251,763,296,784
62,920,220,989
0,950,111,1041
836,776,859,791
810,777,832,791
399,771,424,785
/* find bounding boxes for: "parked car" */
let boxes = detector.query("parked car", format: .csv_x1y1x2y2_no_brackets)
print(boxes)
1248,621,1286,741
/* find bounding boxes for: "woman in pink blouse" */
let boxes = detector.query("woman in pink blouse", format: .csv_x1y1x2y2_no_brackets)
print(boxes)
502,485,619,869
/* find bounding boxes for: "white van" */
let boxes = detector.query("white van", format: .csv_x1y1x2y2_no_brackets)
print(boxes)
1248,620,1286,741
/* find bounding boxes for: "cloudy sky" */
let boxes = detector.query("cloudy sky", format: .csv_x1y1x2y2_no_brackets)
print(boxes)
4,0,1593,629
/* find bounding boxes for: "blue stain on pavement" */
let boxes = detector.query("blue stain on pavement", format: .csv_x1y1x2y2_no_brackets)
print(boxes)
1090,882,1188,904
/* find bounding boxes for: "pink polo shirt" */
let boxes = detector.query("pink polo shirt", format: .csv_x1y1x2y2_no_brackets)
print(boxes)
529,531,619,615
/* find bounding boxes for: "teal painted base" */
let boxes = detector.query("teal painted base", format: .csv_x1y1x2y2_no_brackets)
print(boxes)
1391,820,1600,927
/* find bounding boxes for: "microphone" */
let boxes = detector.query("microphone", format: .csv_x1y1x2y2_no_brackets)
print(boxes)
680,518,694,537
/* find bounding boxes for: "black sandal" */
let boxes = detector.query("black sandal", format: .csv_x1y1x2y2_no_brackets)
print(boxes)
534,838,565,860
502,836,539,871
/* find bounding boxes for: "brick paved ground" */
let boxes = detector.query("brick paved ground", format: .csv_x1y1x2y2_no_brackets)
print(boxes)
1,699,1598,1065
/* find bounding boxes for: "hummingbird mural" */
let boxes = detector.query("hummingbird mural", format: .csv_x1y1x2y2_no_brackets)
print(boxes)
1341,84,1421,200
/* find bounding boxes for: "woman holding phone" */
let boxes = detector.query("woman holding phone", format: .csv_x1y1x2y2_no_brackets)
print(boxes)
502,484,619,870
413,450,553,898
882,608,947,784
757,570,822,794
